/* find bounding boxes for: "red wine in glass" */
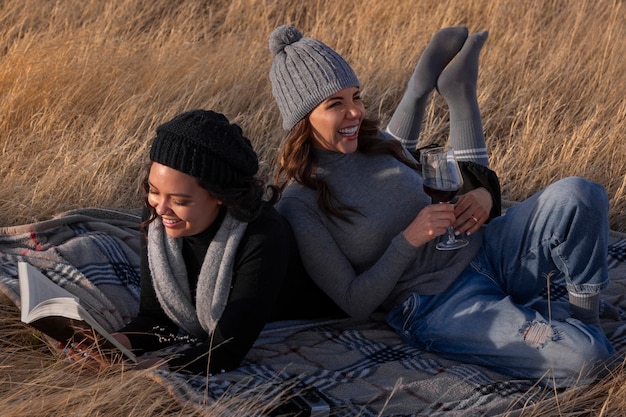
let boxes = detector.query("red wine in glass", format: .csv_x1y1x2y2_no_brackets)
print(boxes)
420,146,469,250
423,180,460,203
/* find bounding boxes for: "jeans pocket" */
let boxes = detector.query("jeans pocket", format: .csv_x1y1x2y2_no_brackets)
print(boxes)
387,294,426,347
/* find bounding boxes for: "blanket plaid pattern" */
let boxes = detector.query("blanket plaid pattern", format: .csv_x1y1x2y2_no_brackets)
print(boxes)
0,208,142,332
156,319,550,416
2,208,626,416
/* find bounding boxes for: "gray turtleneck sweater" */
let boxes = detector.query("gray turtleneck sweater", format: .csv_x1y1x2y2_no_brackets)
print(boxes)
277,149,484,319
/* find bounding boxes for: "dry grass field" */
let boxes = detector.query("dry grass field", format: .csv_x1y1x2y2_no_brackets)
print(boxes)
1,0,625,415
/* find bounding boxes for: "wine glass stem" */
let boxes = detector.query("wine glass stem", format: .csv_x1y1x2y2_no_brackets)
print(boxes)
446,227,457,244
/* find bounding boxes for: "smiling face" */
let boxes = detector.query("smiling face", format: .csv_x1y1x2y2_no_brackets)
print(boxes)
308,86,365,154
147,162,222,238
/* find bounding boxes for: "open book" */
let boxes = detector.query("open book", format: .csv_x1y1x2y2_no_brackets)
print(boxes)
18,261,137,363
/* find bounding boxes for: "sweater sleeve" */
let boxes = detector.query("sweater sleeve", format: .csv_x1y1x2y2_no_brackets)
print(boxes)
277,194,419,319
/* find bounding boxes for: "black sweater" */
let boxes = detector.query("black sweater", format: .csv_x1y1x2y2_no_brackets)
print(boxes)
120,204,344,375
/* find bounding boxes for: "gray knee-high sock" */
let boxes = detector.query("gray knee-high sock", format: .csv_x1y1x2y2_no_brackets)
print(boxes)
385,27,468,150
569,292,601,327
437,30,490,167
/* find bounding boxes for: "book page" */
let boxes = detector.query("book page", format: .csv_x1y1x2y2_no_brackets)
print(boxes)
18,262,137,363
18,262,78,322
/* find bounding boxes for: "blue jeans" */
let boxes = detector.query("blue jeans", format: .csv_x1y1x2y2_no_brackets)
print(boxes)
387,177,617,387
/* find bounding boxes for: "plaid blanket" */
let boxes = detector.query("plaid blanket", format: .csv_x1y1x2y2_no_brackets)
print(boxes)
0,208,142,332
2,207,626,416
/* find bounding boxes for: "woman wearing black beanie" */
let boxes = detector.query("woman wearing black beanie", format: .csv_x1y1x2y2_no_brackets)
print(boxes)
70,109,339,375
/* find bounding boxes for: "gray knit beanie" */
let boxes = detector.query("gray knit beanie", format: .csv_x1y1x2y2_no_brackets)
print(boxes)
269,25,360,131
150,110,259,187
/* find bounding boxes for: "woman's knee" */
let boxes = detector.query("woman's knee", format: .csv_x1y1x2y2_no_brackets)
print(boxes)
549,176,608,212
573,336,614,364
552,322,615,377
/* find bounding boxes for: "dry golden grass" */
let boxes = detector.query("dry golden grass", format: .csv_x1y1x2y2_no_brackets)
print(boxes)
1,297,162,415
1,0,625,415
0,296,269,417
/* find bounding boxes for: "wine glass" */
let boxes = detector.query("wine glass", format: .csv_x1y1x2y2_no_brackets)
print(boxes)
420,146,468,250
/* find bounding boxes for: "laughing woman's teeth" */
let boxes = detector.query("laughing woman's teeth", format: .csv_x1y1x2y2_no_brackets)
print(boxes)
339,126,358,136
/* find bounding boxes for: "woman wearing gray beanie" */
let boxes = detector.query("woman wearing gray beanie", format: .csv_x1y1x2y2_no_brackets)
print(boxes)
269,24,617,388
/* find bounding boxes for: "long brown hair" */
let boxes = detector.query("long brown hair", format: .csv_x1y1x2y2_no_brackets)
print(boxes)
274,114,419,221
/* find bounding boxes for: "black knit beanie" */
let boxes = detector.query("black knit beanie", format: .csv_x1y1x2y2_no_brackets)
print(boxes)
149,110,259,186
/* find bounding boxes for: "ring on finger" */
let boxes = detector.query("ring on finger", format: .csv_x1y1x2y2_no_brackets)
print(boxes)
470,215,479,223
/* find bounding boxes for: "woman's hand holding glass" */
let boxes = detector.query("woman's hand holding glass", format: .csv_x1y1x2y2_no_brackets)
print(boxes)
402,203,456,248
453,187,492,235
403,187,492,248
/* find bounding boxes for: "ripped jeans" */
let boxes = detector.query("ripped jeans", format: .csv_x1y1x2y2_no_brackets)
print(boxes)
386,177,617,388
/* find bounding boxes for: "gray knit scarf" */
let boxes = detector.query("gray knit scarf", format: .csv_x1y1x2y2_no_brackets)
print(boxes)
147,211,247,338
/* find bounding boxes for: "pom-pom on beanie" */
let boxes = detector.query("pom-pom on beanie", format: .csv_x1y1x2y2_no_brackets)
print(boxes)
149,110,259,187
268,25,360,131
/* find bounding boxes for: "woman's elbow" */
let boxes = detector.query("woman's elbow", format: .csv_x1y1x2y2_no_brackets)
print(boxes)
343,302,377,320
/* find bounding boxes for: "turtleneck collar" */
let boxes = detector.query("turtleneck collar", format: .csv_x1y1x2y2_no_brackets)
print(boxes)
184,206,227,246
313,148,357,175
